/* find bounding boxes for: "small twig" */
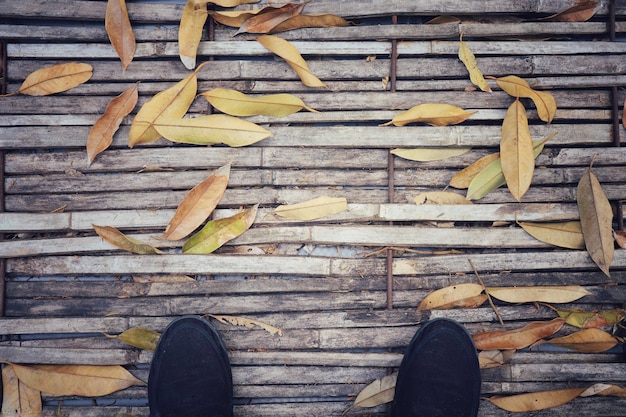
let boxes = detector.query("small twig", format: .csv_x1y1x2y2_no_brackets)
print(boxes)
468,258,504,325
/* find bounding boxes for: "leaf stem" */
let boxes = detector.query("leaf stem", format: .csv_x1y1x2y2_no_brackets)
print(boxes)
469,258,504,325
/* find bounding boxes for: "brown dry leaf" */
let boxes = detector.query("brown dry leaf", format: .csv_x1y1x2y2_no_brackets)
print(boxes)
539,0,599,22
500,99,534,202
518,221,585,250
207,0,259,6
270,14,350,33
274,196,348,220
2,364,42,417
449,152,500,189
545,328,618,353
87,84,138,164
417,283,486,310
14,62,93,96
208,314,283,336
353,372,397,408
578,165,614,277
581,383,626,398
382,103,476,127
257,35,326,87
557,308,626,329
236,3,306,35
208,9,263,27
391,147,471,162
183,204,258,254
163,163,231,241
106,0,135,70
414,191,473,205
495,75,557,123
116,328,161,351
9,363,145,396
472,318,566,350
179,0,209,70
93,224,164,255
478,349,515,369
458,33,491,92
200,88,317,117
615,230,626,248
487,387,587,412
487,285,590,304
128,63,205,147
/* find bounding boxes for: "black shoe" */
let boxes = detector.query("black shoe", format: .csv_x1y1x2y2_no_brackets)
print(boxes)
391,318,481,417
148,316,234,417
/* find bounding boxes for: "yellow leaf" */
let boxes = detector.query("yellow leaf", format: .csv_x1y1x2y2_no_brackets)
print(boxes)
519,221,585,249
472,318,565,350
16,62,93,96
417,283,486,310
496,75,557,123
488,388,587,412
257,35,326,88
274,196,348,220
208,314,283,336
486,285,590,304
235,3,306,35
154,115,272,147
183,204,258,254
93,224,164,255
577,166,614,277
458,34,491,93
558,308,626,329
208,9,263,28
163,163,231,241
9,364,145,397
353,373,397,408
117,328,161,351
270,14,350,33
382,103,476,127
449,152,500,189
105,0,135,70
200,88,317,117
414,191,473,205
128,64,205,147
500,99,535,202
2,365,42,417
581,383,626,398
545,328,618,353
87,84,138,164
391,147,471,162
478,350,515,369
179,0,208,70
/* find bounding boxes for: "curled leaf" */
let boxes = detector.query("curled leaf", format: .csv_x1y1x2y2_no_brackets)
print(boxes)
557,309,626,329
87,84,138,164
16,62,93,96
163,163,231,241
208,9,263,27
235,3,305,35
472,318,566,350
478,349,515,369
274,196,348,220
270,14,350,33
179,0,209,70
201,88,317,117
257,35,326,88
93,224,164,255
106,0,135,70
487,388,587,412
496,75,557,123
208,314,283,336
414,191,473,205
458,33,491,92
154,115,272,147
353,373,397,408
117,328,161,351
581,383,626,398
615,230,626,249
418,283,486,310
500,99,534,202
486,285,590,304
545,328,618,353
382,104,476,127
391,147,471,162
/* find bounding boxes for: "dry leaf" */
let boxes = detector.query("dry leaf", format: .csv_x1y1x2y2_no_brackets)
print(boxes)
496,75,557,123
106,0,135,70
236,3,306,35
2,365,42,417
391,147,471,162
581,383,626,398
183,204,258,254
15,62,93,96
207,0,260,6
9,363,144,397
116,328,161,351
353,372,397,408
472,318,565,350
382,104,476,127
270,14,350,33
208,314,283,336
417,283,486,310
466,133,555,200
427,15,462,24
615,230,626,248
87,84,138,164
500,99,534,202
414,191,473,205
486,285,590,304
449,153,500,189
208,9,263,27
557,309,625,329
201,88,317,116
458,34,491,92
163,163,230,241
274,196,348,220
578,165,614,277
539,0,599,22
257,35,326,88
128,63,205,147
93,224,164,255
179,0,209,70
545,328,618,353
487,387,587,412
519,221,585,250
478,349,515,369
154,115,272,147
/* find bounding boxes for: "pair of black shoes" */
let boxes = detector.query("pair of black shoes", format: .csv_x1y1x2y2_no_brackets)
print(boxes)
148,316,480,417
